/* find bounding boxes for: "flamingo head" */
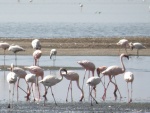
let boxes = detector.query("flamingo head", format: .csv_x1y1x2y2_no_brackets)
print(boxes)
121,53,129,60
96,68,101,77
59,68,67,75
129,42,134,50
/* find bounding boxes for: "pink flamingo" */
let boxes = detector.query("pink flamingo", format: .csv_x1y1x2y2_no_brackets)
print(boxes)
24,65,44,100
77,60,95,100
39,68,67,106
61,69,84,102
124,71,134,103
0,42,10,69
96,66,107,100
101,53,129,100
33,50,42,66
117,39,130,54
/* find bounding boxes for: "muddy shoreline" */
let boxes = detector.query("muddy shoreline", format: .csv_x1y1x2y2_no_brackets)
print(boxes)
0,37,150,56
0,102,150,112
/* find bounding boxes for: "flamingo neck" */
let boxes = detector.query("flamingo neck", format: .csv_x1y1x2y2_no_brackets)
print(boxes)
120,56,125,72
76,80,84,101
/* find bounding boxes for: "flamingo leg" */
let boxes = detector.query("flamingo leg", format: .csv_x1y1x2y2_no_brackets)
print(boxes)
44,86,49,106
82,69,87,90
8,84,11,108
125,47,128,55
102,75,113,100
129,82,133,103
127,82,129,103
43,86,48,100
12,83,15,108
31,83,36,101
17,78,20,101
36,77,40,100
66,81,71,102
50,87,57,105
114,76,122,99
90,86,98,106
137,50,139,58
70,81,73,102
15,53,17,66
25,82,30,101
88,71,91,100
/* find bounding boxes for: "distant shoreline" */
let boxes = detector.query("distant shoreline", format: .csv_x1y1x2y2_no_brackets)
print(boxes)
0,37,149,56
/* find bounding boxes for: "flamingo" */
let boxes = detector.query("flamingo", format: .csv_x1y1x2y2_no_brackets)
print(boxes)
0,42,10,69
86,74,101,106
101,53,129,100
124,71,134,103
33,50,42,66
50,49,57,66
39,68,67,106
116,39,130,54
77,60,95,89
129,42,146,57
8,45,25,66
61,69,84,102
96,66,107,100
8,66,28,101
7,63,17,108
31,39,41,50
79,3,83,12
25,73,36,101
24,65,44,100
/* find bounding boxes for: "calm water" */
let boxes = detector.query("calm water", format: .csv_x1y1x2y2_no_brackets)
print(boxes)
0,55,150,103
0,0,150,38
0,23,150,38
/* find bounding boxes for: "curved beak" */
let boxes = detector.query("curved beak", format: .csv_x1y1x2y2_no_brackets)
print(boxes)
124,55,129,60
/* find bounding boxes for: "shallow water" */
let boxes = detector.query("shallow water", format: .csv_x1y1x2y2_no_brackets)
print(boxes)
0,55,150,104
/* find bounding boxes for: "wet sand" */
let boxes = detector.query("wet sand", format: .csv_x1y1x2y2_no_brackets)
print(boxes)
0,102,150,112
0,37,150,56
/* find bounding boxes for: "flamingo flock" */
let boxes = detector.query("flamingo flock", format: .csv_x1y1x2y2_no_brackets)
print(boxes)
1,38,145,108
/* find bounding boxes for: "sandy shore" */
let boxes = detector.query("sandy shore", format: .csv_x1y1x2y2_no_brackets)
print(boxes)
0,37,150,56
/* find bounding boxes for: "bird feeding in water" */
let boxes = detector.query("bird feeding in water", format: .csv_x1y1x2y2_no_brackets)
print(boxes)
50,49,57,66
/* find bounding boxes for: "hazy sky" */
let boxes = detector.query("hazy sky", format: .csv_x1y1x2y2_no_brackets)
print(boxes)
0,0,150,23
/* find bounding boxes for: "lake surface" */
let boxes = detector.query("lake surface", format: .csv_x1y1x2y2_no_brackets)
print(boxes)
0,55,150,104
0,0,150,38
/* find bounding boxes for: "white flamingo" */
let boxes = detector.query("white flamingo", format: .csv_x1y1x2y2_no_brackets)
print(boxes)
0,42,10,69
129,42,146,57
39,68,67,106
8,45,25,66
50,49,57,66
31,39,41,50
25,73,36,101
7,63,17,108
8,66,28,101
86,74,101,106
124,71,134,103
116,39,130,54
